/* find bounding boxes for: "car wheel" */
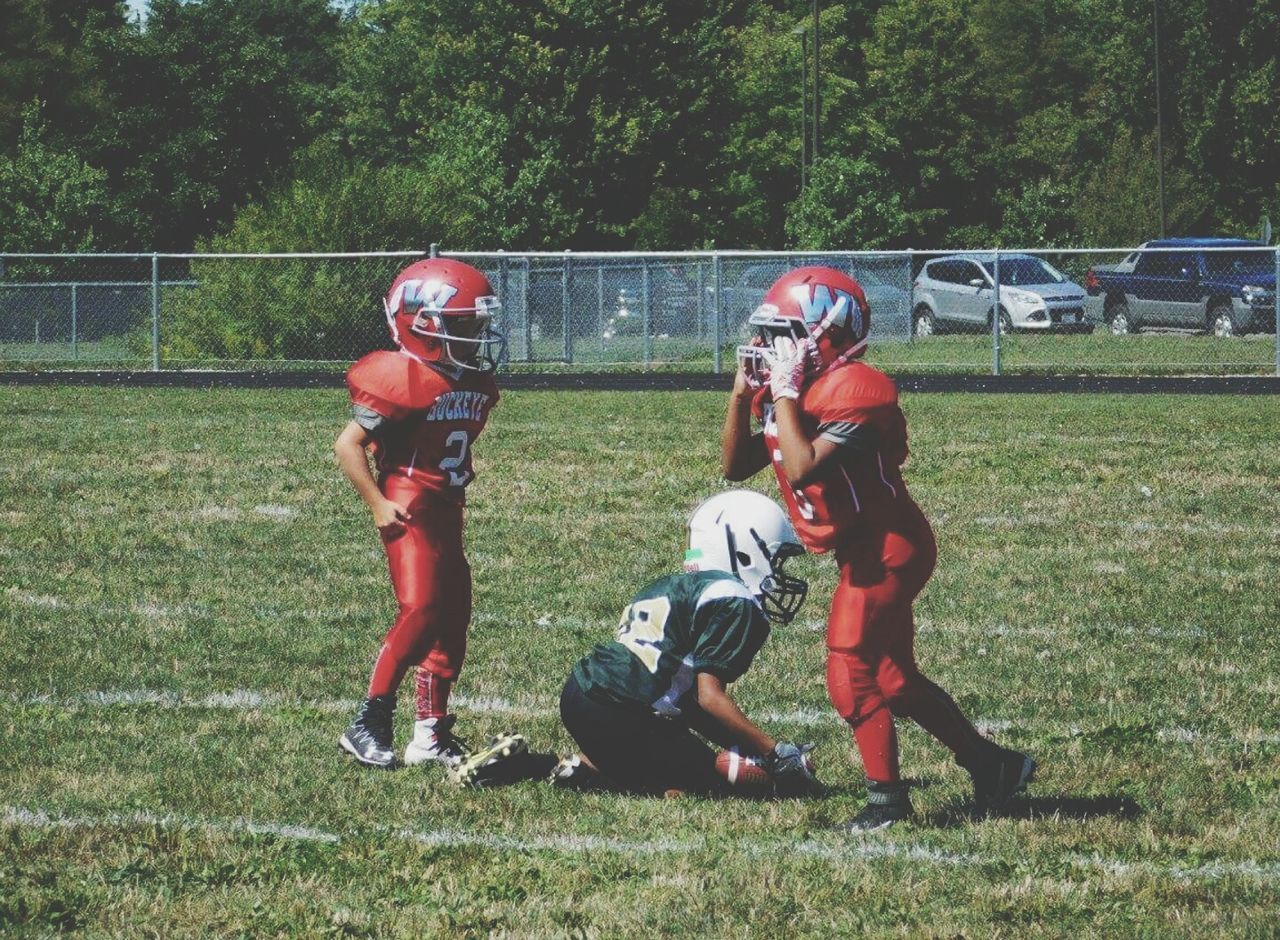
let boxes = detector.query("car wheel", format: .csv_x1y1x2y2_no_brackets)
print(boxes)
988,308,1012,336
1210,303,1237,338
912,307,936,338
1107,300,1133,335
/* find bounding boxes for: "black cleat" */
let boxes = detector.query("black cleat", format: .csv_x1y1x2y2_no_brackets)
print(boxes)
339,695,397,769
966,746,1036,816
840,780,913,833
548,753,608,791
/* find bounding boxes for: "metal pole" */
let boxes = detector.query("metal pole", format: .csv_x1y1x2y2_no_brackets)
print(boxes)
991,251,1001,376
498,251,509,369
151,253,160,371
561,251,572,363
796,27,808,193
1274,247,1279,376
429,243,439,258
642,258,653,368
905,250,915,342
1154,0,1166,237
71,283,78,360
597,264,605,359
713,252,724,374
522,257,532,362
696,258,706,344
812,0,821,160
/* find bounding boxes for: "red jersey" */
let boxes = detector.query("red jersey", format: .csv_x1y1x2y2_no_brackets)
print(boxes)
754,361,914,554
346,350,499,497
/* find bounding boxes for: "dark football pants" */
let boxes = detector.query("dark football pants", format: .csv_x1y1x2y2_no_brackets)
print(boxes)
366,479,470,699
559,674,723,795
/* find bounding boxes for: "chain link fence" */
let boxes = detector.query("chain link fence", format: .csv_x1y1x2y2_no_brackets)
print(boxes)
1,248,1276,375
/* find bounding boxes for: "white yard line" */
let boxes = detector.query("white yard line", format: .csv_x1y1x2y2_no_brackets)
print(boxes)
9,687,1280,745
4,805,1279,885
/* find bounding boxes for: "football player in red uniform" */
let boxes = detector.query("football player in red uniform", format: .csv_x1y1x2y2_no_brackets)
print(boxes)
335,256,522,771
722,266,1035,831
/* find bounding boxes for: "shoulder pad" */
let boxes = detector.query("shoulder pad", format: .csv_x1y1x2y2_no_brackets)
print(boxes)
346,351,446,420
808,363,897,416
694,578,758,611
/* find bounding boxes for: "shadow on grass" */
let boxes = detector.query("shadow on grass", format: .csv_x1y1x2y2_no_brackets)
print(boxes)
926,793,1144,828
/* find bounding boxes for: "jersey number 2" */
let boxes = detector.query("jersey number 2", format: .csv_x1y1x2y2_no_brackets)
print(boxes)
440,430,471,486
616,597,671,674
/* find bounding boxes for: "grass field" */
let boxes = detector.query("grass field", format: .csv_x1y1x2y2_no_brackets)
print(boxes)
2,383,1278,936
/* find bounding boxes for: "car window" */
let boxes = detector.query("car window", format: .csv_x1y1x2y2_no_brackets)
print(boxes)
1203,250,1271,277
1136,252,1198,278
926,261,958,284
1166,253,1199,278
958,261,987,285
977,257,1066,286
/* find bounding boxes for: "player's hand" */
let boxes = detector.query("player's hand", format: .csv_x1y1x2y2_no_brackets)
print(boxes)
372,497,412,535
732,336,764,399
762,336,810,402
765,741,827,798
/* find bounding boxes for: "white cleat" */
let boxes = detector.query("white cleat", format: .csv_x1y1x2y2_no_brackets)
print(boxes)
403,714,469,767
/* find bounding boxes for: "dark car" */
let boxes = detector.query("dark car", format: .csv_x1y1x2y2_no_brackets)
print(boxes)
1086,238,1277,336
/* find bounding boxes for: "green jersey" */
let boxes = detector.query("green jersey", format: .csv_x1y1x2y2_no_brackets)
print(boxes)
572,571,771,717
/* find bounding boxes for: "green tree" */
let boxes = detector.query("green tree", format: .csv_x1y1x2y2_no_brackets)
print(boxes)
0,102,110,252
82,0,343,248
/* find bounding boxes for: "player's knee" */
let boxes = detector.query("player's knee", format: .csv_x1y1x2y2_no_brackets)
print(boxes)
881,671,926,716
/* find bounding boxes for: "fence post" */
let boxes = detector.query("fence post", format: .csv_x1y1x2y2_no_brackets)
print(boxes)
151,253,160,371
522,256,533,362
497,251,509,369
695,258,706,344
71,283,78,360
597,264,605,360
561,250,573,363
905,250,915,342
1274,247,1279,376
429,243,439,258
642,257,653,368
991,250,1001,376
713,253,723,374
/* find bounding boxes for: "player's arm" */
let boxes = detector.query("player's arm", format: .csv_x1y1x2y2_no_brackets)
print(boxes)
721,359,769,481
687,672,775,757
770,398,843,488
333,420,412,535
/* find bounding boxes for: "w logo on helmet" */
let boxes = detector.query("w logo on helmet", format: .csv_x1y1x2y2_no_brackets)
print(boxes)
390,279,459,315
797,285,862,336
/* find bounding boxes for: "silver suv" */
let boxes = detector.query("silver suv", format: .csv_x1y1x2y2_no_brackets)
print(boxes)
912,253,1091,336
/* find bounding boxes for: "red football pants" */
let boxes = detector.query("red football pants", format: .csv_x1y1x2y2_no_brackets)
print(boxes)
366,478,471,699
825,503,986,782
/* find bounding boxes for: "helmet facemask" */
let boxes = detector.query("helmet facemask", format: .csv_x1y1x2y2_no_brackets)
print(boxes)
688,518,808,626
412,295,508,372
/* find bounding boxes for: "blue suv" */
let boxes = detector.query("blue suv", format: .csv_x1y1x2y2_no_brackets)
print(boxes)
1085,238,1277,337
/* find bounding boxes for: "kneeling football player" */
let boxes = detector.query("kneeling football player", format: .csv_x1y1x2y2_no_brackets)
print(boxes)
545,489,826,798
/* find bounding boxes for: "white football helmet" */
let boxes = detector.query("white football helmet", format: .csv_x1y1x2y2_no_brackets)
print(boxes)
685,489,808,624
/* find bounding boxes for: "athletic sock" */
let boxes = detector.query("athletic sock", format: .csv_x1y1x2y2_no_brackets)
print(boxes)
415,669,453,721
852,706,901,782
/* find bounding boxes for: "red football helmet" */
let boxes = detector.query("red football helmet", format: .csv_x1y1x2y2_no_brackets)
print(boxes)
737,266,870,387
383,257,506,371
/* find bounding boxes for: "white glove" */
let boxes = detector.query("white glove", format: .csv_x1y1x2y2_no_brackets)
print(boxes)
761,335,811,401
